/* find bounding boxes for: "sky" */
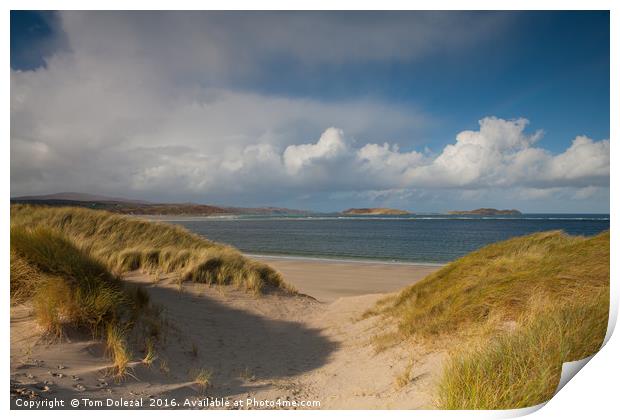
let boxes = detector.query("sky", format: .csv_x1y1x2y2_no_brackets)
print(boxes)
10,11,610,213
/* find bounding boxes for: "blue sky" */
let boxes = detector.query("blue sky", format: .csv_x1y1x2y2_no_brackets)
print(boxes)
10,11,610,212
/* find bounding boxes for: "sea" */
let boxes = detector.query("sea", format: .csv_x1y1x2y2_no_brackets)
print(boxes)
168,214,610,264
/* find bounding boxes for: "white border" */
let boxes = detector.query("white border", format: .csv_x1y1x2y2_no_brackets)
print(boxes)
2,2,616,420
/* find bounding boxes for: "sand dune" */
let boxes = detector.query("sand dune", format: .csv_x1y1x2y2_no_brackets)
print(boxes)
11,260,443,409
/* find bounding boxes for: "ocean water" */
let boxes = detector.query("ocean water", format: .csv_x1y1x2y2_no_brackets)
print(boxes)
170,214,610,264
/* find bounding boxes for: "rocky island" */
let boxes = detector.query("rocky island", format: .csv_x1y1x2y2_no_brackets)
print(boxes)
447,208,522,216
342,208,411,216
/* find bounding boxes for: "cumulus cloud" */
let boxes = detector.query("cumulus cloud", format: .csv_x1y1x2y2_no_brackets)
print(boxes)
107,117,607,198
283,128,350,174
543,136,610,184
403,117,608,190
358,143,425,175
10,11,609,211
220,117,608,196
405,117,543,187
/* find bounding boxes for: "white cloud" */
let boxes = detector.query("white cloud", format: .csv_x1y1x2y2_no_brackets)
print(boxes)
543,136,610,183
405,117,544,187
402,117,608,190
196,118,608,197
358,143,425,174
283,128,349,174
10,12,609,211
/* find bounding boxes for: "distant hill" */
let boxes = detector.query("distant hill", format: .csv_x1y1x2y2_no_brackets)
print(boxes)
10,193,311,216
342,208,411,216
447,208,522,216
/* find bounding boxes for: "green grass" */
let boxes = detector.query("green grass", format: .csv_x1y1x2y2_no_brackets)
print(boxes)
370,230,609,409
11,204,292,294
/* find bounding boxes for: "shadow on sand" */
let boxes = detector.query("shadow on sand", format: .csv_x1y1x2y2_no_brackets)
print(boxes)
127,279,338,401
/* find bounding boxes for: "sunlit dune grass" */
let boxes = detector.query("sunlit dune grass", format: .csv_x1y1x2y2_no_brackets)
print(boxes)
10,226,149,375
11,227,128,334
439,292,607,409
11,204,293,294
10,204,294,376
370,230,609,409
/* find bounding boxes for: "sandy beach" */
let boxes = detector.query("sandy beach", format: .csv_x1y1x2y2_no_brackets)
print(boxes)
249,255,442,302
11,257,444,409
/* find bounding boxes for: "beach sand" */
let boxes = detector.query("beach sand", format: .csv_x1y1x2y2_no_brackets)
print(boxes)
250,256,442,302
11,258,445,409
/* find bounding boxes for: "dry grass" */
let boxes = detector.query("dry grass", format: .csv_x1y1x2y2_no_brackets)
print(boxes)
105,323,132,377
159,359,170,375
10,251,42,304
11,204,293,294
10,224,158,379
371,230,609,409
375,230,609,339
11,226,129,336
394,358,415,389
239,366,256,381
439,292,608,409
193,368,213,392
142,338,157,366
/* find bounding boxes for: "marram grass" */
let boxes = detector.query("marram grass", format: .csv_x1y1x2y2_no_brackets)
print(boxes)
10,204,292,379
371,230,609,409
11,226,128,336
11,204,293,294
439,294,608,409
375,230,609,338
11,225,153,376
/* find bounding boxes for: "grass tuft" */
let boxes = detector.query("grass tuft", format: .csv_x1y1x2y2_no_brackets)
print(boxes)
394,359,415,389
142,337,157,367
105,323,132,377
193,368,213,392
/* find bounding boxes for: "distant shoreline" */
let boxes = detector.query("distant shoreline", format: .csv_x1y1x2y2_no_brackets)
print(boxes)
134,214,610,221
247,253,446,267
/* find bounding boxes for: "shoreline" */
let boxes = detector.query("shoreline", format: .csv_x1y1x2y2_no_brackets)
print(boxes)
246,253,446,267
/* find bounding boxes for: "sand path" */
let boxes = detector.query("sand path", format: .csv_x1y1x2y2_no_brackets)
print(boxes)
11,263,444,409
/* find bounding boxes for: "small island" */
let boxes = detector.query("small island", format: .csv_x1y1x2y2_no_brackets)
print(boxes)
342,207,411,216
447,208,522,216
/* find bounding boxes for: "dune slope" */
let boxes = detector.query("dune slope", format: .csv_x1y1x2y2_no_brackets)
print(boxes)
11,205,291,294
370,230,609,408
